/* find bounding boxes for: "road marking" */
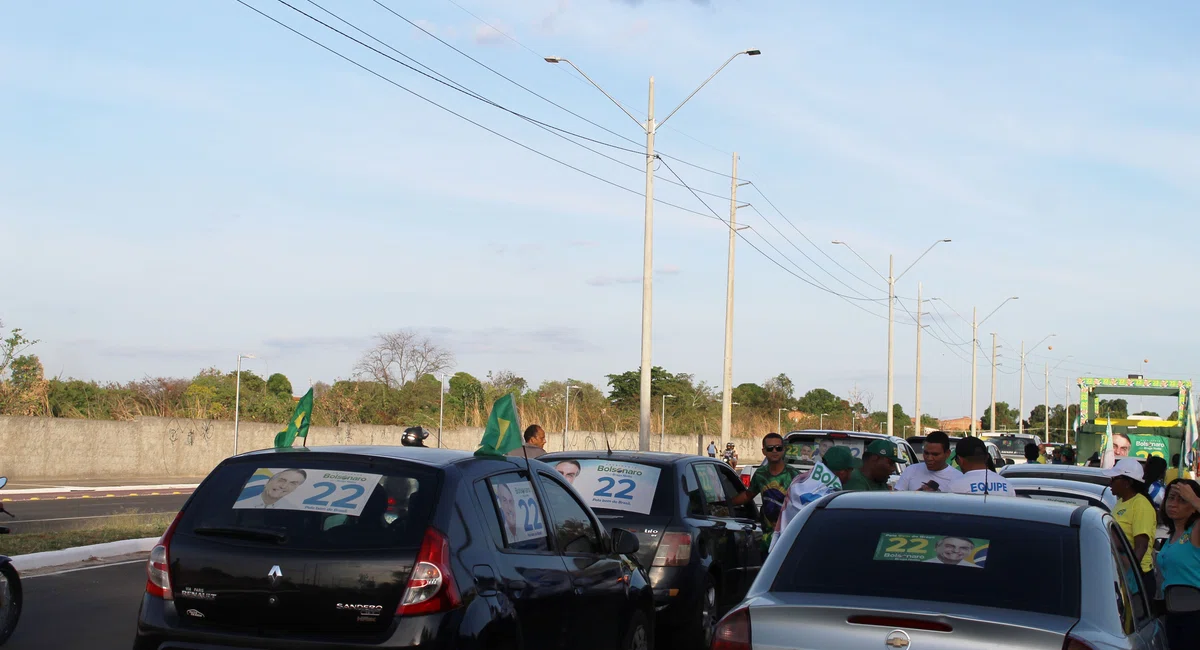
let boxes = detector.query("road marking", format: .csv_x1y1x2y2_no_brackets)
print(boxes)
7,512,178,525
29,497,39,501
128,493,139,496
25,558,146,579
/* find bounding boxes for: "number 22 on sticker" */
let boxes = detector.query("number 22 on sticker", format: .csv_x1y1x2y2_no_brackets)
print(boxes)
885,536,929,554
594,477,636,500
517,498,543,532
302,482,366,509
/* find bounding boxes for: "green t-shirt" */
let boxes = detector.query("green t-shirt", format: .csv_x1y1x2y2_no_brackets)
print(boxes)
842,468,889,492
750,464,800,531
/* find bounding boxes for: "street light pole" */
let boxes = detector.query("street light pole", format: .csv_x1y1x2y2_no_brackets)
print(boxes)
564,384,579,451
438,374,445,448
965,296,1019,435
721,153,752,449
1044,363,1051,442
660,394,675,451
832,239,950,438
820,413,828,429
233,353,255,456
915,282,923,436
546,50,760,451
990,333,999,435
1018,334,1056,436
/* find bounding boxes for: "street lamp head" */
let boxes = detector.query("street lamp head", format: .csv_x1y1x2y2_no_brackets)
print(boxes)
241,353,256,359
665,394,675,398
831,240,844,245
544,56,563,63
940,239,952,243
744,49,761,56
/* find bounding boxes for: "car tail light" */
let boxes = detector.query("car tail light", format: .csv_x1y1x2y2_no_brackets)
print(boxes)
145,510,184,600
651,531,692,567
741,473,752,488
398,527,461,615
847,615,952,632
712,606,751,650
1063,636,1098,650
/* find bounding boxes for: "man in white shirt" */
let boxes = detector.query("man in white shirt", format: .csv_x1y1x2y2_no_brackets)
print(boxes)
948,437,1013,496
895,431,961,492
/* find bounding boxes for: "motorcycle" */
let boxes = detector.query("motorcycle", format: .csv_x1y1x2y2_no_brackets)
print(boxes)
0,476,22,646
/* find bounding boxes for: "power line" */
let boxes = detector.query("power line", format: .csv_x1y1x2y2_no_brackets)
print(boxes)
232,0,727,225
274,0,738,202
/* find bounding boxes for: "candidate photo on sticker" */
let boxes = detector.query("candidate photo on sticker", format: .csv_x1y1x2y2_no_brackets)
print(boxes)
923,536,984,568
495,482,520,540
237,468,308,509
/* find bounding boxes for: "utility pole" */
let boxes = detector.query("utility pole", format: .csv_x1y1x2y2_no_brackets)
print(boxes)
1066,376,1072,445
970,308,979,436
990,333,999,435
886,254,895,436
545,51,760,452
233,353,255,456
438,374,445,448
564,384,579,452
720,152,748,449
1044,363,1050,443
914,283,923,436
1018,341,1025,435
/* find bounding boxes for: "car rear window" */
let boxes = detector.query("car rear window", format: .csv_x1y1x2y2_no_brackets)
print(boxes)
772,508,1080,617
178,459,439,550
785,436,865,464
990,437,1034,455
548,458,671,516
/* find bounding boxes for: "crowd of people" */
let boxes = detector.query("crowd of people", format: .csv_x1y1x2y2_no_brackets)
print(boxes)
734,429,1200,648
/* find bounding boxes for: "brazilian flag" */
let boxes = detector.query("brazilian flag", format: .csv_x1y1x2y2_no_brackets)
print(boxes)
274,388,314,448
475,394,522,457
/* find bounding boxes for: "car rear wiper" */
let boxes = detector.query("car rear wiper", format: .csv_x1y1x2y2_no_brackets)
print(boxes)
193,526,288,544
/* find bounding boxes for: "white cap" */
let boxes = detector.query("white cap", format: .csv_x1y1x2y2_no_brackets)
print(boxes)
1104,457,1145,482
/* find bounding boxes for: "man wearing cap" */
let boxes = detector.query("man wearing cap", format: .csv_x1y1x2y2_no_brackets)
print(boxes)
843,440,901,491
948,437,1013,496
771,446,859,551
895,431,961,492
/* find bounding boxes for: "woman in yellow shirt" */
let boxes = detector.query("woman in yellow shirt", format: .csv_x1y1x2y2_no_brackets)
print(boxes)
1105,458,1159,592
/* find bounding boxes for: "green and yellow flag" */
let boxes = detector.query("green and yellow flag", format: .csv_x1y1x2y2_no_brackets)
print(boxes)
274,388,314,448
475,394,522,457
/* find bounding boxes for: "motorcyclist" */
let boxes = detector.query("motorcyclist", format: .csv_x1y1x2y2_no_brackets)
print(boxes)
722,442,739,468
401,426,430,447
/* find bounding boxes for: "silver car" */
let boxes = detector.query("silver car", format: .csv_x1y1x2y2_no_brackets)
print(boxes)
715,492,1168,649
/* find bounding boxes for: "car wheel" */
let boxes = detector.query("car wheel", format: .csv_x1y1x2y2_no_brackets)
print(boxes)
673,573,717,650
623,610,652,650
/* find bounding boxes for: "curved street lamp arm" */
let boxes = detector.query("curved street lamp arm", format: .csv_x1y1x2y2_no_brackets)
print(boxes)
659,50,757,128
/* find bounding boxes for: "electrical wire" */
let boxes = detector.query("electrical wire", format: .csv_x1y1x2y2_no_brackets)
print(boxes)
272,0,737,202
233,0,727,225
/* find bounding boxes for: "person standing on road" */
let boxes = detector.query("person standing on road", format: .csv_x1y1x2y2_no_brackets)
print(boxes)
1024,443,1042,464
843,440,901,491
948,437,1013,496
707,441,717,458
732,433,799,548
895,431,961,492
1106,457,1157,593
1157,479,1200,648
507,424,548,459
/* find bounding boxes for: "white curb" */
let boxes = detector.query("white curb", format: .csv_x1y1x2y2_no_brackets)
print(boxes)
9,537,159,571
2,483,199,496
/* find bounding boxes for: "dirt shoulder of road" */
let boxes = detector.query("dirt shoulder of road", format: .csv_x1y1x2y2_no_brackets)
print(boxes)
2,513,172,556
19,551,150,577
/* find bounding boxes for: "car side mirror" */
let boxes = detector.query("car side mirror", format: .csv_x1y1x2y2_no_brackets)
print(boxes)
611,528,640,556
1166,585,1200,613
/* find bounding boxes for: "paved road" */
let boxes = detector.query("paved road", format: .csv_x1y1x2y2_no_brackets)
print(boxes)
7,560,145,649
2,493,190,534
4,477,204,490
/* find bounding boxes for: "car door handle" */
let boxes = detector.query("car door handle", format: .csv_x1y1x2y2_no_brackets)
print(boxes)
574,587,584,595
509,579,528,592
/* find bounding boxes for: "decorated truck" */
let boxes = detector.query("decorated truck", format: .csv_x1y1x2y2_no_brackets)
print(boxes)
1073,376,1193,465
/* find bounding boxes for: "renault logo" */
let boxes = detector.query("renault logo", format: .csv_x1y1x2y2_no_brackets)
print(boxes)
885,630,911,649
268,565,283,582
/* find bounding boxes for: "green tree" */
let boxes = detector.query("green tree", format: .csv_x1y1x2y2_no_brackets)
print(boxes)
1133,411,1160,417
267,373,294,399
732,383,768,408
980,402,1020,430
449,371,485,408
0,320,37,379
1098,398,1129,419
486,370,528,399
605,366,694,407
796,388,848,416
920,414,939,429
763,373,795,408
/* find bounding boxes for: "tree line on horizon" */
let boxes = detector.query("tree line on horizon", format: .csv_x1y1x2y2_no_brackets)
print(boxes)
0,323,1105,441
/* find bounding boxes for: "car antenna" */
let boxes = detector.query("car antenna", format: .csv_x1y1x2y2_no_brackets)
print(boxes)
603,428,613,456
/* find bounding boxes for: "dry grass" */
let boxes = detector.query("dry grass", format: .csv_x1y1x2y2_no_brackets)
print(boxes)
0,512,172,556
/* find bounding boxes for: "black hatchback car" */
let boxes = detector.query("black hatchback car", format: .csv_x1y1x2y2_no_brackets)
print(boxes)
134,446,654,650
539,451,762,649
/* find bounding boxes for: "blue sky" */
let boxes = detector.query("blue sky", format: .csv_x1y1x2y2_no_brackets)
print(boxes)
2,0,1198,420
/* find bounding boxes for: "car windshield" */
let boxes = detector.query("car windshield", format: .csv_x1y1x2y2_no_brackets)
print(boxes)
547,458,672,516
772,508,1080,617
178,459,439,551
990,437,1035,455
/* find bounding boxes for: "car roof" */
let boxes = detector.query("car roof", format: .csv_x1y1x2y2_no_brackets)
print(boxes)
238,445,506,470
540,450,694,466
786,429,903,442
820,490,1081,526
1006,476,1112,496
1000,464,1109,478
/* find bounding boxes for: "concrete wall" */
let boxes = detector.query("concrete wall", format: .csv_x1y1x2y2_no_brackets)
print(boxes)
0,416,765,481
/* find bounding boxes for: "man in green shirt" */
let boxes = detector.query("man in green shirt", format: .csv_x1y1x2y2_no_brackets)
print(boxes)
843,439,901,491
733,433,799,543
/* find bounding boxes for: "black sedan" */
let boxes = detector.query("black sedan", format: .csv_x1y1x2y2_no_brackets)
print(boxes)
134,446,654,650
540,451,763,649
